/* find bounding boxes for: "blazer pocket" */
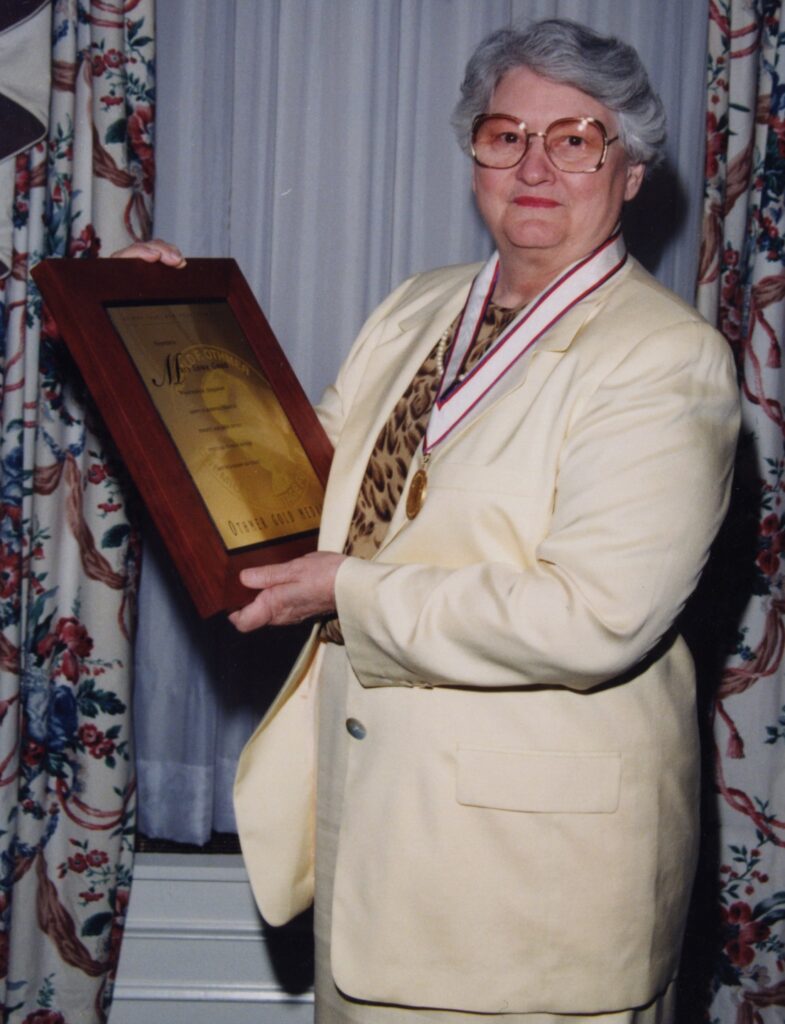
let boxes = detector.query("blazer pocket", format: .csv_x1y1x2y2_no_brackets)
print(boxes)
456,747,621,814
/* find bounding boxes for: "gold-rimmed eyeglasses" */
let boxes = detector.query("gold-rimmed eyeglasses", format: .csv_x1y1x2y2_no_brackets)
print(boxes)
471,114,619,174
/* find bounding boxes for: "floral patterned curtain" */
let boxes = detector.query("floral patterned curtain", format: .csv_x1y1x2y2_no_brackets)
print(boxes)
0,1,153,1021
696,1,785,1021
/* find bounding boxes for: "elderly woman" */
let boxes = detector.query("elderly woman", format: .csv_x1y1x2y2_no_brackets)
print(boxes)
129,17,739,1024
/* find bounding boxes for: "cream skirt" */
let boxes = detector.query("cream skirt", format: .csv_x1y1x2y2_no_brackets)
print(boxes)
314,643,675,1024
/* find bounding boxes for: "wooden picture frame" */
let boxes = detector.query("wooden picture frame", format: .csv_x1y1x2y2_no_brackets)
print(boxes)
32,257,333,618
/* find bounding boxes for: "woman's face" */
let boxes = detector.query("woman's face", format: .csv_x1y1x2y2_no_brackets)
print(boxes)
472,66,645,277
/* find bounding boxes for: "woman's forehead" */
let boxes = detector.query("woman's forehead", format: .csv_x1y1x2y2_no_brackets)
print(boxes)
490,66,617,130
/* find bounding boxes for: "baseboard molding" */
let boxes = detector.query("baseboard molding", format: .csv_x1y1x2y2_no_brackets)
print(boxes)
113,981,313,1004
110,853,314,1023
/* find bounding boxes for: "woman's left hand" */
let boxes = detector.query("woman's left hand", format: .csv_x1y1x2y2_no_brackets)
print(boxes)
110,238,186,266
229,551,346,632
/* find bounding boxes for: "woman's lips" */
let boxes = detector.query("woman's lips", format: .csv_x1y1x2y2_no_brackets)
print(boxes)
513,196,560,207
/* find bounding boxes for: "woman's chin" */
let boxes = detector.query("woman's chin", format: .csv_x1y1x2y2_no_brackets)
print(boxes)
502,226,566,256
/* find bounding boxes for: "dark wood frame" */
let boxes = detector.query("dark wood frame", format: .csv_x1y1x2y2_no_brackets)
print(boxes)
32,257,333,618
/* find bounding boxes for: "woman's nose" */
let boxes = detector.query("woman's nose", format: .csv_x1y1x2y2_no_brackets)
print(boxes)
515,135,555,184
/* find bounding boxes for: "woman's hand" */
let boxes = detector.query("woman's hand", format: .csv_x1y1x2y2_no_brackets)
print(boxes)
229,551,346,632
109,238,186,267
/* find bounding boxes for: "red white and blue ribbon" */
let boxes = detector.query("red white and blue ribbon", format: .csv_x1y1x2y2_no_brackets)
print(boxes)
424,231,627,454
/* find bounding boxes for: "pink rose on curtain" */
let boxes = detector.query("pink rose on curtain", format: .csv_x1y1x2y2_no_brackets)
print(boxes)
55,617,93,683
722,902,772,968
20,1011,66,1024
127,104,154,193
67,224,101,258
706,110,726,178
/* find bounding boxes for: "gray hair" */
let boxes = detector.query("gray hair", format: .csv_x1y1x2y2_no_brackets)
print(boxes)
452,19,666,167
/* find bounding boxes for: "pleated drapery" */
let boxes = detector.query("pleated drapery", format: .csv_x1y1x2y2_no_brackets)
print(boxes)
0,2,154,1020
695,2,785,1021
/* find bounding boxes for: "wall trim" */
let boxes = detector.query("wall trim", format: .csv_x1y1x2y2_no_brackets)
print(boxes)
112,852,314,1021
113,982,313,1005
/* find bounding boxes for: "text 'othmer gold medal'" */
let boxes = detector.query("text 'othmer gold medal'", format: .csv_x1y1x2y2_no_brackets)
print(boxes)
107,301,324,551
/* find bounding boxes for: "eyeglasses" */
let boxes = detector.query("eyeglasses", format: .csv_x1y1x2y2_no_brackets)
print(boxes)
471,114,618,174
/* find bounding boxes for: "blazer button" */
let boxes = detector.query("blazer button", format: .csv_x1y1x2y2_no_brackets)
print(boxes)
345,717,366,740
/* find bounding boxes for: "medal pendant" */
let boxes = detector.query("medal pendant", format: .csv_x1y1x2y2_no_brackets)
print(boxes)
406,467,428,519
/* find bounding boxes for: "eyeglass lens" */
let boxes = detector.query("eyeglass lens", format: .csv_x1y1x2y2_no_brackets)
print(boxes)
473,117,607,172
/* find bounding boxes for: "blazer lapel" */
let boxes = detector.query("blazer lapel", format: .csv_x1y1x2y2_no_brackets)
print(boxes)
318,279,474,552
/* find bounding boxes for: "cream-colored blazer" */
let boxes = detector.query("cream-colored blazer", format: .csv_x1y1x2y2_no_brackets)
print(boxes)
234,258,740,1015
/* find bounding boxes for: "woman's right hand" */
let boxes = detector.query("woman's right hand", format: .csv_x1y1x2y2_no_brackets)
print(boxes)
110,238,186,267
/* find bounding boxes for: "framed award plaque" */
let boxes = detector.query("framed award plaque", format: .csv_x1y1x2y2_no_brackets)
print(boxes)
32,257,333,618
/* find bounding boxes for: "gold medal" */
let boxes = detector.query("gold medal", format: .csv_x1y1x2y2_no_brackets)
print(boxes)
406,467,428,519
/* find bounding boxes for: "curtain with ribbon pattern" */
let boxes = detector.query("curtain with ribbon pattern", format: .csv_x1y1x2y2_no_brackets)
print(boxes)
0,1,153,1020
696,1,785,1021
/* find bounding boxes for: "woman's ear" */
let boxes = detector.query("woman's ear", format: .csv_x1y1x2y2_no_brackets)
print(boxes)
624,162,645,202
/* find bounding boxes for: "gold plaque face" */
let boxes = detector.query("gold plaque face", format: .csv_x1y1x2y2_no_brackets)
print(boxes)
107,301,324,551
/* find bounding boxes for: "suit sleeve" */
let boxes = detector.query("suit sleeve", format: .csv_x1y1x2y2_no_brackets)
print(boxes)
335,320,740,692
